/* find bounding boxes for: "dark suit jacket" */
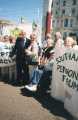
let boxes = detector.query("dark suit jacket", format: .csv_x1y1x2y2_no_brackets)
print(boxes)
25,38,31,49
10,37,31,61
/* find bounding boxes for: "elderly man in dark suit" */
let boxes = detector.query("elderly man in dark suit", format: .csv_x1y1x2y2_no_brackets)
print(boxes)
10,31,31,85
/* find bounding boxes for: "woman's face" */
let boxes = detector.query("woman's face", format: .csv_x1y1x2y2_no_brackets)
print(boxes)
4,35,9,42
30,34,37,42
65,37,74,48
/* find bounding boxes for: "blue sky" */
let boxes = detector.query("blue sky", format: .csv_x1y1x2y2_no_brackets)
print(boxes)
0,0,43,24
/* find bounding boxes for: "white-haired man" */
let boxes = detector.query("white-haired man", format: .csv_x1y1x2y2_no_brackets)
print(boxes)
55,32,64,48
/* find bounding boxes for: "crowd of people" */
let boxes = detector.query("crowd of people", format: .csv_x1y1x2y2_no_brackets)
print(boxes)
0,35,16,44
0,31,78,92
9,31,55,92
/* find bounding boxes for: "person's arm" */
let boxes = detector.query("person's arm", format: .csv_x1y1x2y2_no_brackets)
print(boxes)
25,43,38,56
25,49,33,55
25,45,33,55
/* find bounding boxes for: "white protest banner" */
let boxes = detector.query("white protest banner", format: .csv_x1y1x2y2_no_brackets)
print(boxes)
0,42,16,67
51,47,78,118
63,49,78,119
51,46,66,102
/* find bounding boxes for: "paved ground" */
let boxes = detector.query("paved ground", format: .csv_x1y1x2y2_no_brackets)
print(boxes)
0,80,73,120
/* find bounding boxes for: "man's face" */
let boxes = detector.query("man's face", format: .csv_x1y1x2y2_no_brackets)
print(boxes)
47,39,52,47
19,32,26,38
55,32,61,41
55,34,59,41
23,32,26,38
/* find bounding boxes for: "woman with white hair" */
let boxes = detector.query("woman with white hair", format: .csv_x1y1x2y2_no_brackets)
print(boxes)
55,32,64,48
64,36,75,48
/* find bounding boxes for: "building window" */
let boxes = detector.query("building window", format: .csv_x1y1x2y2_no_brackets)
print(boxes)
56,10,58,16
57,19,59,23
61,20,63,26
62,9,65,15
56,11,58,15
52,20,55,27
56,2,59,5
70,19,73,27
64,19,68,27
51,1,53,7
72,0,76,5
63,1,66,6
63,32,67,39
72,8,76,15
76,15,78,21
53,20,55,23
